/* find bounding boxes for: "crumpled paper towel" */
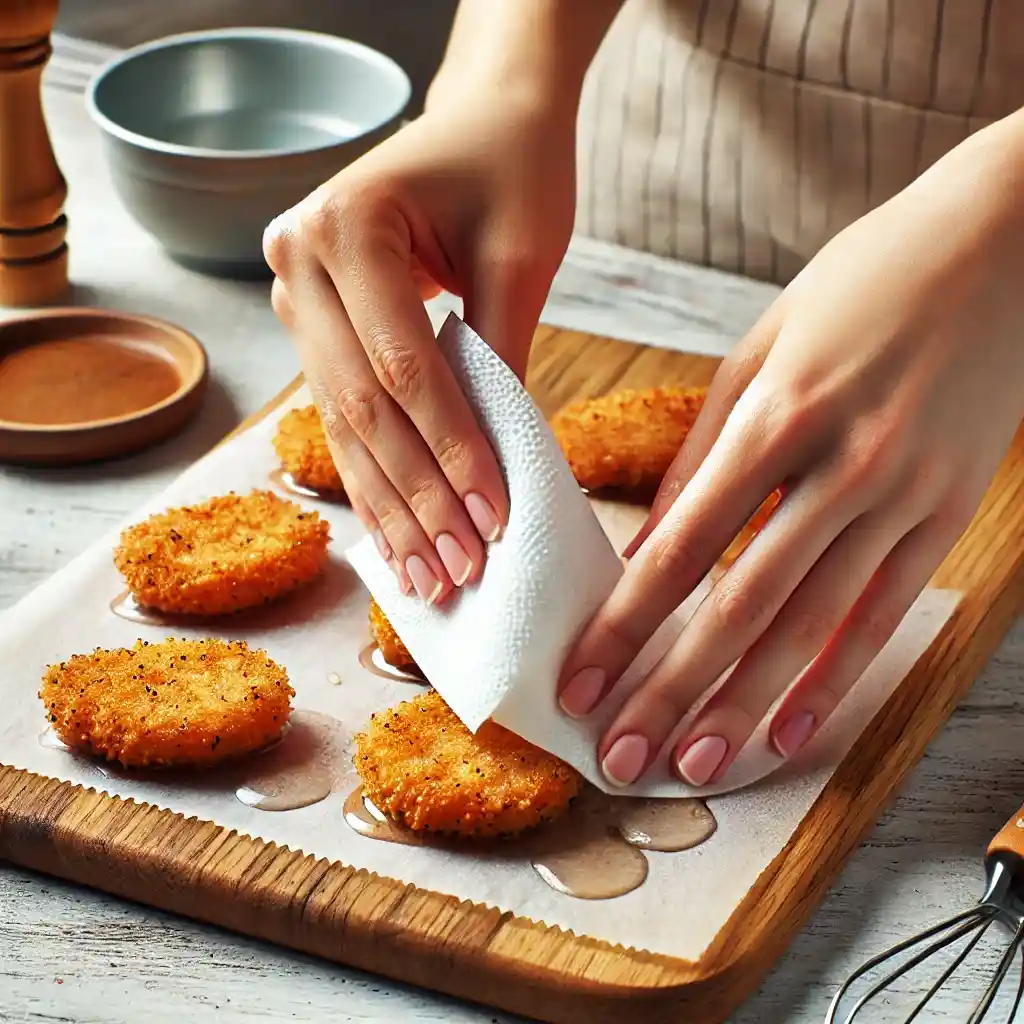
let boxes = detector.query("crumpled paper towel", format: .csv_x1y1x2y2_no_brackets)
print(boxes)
346,314,930,799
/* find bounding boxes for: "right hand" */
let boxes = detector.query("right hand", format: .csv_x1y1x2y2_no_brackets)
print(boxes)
264,84,576,604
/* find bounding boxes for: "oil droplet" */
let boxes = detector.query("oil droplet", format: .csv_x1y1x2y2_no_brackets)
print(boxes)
38,728,68,751
109,590,166,625
234,709,348,812
342,783,716,901
613,797,718,852
269,468,346,504
531,835,648,900
357,643,425,684
527,787,651,900
327,671,342,686
343,787,421,846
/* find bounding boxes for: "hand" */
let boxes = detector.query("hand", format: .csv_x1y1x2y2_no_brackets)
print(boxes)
558,123,1024,788
264,88,575,604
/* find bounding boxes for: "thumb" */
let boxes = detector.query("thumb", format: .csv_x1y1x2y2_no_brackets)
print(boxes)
623,301,786,559
462,245,559,382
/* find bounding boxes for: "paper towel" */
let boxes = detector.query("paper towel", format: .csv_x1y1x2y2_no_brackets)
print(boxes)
347,314,902,799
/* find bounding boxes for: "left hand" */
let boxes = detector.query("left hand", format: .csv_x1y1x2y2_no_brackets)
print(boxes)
557,119,1024,788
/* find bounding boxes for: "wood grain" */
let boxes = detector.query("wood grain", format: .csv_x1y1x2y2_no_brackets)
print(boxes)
2,326,1024,1023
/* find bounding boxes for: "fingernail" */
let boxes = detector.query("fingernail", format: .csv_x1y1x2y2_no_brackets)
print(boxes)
405,555,442,604
392,560,413,596
435,533,472,587
558,667,606,718
372,529,391,561
677,735,728,787
465,493,502,542
773,711,816,759
601,734,649,787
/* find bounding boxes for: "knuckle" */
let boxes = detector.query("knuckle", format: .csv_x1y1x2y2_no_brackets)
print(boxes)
645,679,700,730
262,215,296,277
336,385,387,442
786,606,836,650
298,199,343,251
433,432,473,472
856,600,905,650
742,381,823,457
602,614,648,664
317,402,348,448
369,332,425,404
712,576,775,636
403,472,443,514
645,528,703,587
839,422,904,497
270,278,294,327
699,698,761,739
374,504,415,548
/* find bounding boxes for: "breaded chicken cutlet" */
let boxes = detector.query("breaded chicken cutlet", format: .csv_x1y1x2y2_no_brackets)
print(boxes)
354,689,582,839
273,404,345,497
114,489,330,616
368,598,416,671
551,386,707,494
40,638,293,769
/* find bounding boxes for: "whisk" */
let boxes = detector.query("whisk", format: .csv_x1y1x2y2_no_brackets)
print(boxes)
826,802,1024,1023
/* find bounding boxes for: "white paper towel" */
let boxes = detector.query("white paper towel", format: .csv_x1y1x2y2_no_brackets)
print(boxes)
347,315,943,799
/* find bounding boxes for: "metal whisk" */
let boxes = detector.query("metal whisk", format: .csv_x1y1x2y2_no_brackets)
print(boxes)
826,803,1024,1023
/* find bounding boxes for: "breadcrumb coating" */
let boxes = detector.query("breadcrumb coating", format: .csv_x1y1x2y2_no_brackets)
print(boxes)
114,489,330,615
368,598,416,671
551,386,707,493
355,690,582,839
40,638,293,768
273,405,344,496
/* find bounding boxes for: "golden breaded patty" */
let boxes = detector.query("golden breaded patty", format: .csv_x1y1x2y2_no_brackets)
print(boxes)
368,598,416,671
114,489,330,615
354,690,582,839
40,638,293,768
551,386,707,493
273,405,344,496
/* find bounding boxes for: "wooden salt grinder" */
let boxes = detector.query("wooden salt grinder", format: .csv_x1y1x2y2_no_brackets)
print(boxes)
0,0,68,306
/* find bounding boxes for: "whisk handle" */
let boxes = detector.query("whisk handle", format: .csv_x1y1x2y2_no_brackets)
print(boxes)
987,804,1024,857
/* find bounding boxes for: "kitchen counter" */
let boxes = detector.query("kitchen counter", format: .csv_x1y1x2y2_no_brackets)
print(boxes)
4,39,1024,1024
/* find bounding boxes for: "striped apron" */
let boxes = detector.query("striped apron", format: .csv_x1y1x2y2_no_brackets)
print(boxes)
575,0,1024,284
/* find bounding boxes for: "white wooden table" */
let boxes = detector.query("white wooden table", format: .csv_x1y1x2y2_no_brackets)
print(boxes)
3,40,1024,1024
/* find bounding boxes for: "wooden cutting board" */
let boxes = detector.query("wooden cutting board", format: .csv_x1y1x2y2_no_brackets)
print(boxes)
2,324,1024,1024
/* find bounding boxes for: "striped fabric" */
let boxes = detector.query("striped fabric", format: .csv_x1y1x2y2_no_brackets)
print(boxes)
575,0,1024,284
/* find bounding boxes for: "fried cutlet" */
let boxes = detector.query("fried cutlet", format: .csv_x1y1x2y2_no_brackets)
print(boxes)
354,690,581,839
368,598,416,671
551,386,707,494
273,404,345,496
40,638,293,769
114,489,330,616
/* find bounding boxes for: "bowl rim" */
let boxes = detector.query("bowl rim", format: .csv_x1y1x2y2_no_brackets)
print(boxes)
85,26,413,160
0,307,209,435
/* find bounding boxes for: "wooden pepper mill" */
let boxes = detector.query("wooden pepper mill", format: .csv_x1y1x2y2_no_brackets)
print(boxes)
0,0,68,306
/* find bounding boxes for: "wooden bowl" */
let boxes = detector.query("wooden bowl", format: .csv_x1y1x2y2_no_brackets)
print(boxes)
0,308,208,465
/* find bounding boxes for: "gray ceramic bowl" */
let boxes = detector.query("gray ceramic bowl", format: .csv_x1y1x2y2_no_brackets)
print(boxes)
86,28,411,278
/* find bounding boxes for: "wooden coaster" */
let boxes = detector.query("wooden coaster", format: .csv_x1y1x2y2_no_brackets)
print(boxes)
0,308,208,465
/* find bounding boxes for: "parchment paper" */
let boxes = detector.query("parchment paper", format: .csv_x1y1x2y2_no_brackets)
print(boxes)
0,385,960,962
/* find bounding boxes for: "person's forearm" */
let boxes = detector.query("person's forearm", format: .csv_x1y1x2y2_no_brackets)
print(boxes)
427,0,624,118
895,107,1024,270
